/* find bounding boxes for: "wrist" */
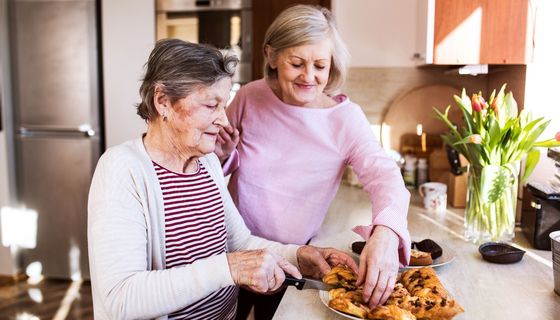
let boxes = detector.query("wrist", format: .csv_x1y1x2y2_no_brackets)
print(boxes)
371,225,399,244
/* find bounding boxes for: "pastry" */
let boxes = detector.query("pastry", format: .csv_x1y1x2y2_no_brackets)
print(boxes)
413,239,443,259
410,249,433,266
352,241,366,254
323,265,358,290
324,265,463,319
367,305,416,320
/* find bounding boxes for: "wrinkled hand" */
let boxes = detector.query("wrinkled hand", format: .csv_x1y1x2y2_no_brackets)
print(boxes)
215,124,240,162
296,245,358,279
356,226,400,308
227,249,301,293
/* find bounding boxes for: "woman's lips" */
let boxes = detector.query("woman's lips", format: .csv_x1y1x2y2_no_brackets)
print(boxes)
295,83,314,90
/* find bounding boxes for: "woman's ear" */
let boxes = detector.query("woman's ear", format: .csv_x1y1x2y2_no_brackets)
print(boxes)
264,45,276,69
153,85,169,116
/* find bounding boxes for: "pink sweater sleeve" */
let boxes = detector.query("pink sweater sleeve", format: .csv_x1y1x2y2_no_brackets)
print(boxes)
221,87,245,176
344,109,411,266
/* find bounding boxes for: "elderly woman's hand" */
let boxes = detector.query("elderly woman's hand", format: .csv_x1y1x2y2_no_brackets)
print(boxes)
356,226,400,309
215,124,240,162
226,249,301,293
296,245,358,279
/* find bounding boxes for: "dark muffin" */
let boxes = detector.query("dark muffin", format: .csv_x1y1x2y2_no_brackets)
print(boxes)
351,241,366,255
413,239,443,259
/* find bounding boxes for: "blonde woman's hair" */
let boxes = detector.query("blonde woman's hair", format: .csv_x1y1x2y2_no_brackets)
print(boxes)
262,4,350,94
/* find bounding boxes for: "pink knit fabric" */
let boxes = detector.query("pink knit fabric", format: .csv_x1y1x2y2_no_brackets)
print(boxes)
224,79,411,266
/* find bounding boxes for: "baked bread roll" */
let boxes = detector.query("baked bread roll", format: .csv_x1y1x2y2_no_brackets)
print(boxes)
409,249,433,266
324,265,463,319
400,267,464,319
367,305,416,320
329,297,370,318
323,265,358,290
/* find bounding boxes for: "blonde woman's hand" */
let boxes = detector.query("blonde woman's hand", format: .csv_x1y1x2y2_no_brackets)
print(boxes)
227,249,302,293
215,124,240,162
356,226,400,308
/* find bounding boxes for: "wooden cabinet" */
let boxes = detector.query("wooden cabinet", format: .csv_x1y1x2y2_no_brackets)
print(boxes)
251,0,330,80
417,0,535,65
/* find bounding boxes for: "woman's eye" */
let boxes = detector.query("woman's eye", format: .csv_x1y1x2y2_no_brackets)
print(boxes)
315,65,326,70
206,104,218,109
291,63,303,68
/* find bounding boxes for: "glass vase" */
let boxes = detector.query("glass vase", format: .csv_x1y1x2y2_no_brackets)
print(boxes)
464,163,520,243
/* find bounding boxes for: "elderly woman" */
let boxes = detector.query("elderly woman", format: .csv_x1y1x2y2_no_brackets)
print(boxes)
88,39,356,320
217,5,411,318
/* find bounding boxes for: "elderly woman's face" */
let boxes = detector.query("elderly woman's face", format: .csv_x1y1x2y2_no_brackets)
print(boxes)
271,39,332,107
166,77,231,157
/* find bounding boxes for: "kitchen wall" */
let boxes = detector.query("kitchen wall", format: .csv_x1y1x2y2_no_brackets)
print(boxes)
101,0,153,147
524,0,560,183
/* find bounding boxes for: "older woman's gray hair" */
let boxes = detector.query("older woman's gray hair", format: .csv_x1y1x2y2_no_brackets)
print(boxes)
137,38,239,122
262,5,350,95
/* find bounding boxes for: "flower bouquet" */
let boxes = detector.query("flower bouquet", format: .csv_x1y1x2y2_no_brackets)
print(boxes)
434,84,560,242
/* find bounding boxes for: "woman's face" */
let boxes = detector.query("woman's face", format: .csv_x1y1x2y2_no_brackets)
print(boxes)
270,39,332,107
166,77,231,157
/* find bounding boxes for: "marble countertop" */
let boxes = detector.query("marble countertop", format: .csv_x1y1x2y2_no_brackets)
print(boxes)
273,185,560,320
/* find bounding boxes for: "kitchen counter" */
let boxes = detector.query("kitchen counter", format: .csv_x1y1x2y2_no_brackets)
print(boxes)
273,185,560,320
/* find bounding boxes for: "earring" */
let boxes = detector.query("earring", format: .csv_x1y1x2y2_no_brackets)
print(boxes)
162,108,167,121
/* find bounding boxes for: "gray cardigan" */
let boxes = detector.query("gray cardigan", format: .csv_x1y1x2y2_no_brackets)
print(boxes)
88,138,298,320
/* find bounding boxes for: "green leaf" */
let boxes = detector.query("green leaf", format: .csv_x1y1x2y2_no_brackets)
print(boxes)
522,149,540,183
480,165,513,203
533,139,560,148
504,92,518,118
488,89,497,105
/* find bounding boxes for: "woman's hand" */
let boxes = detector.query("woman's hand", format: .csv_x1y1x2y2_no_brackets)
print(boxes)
296,246,358,279
215,124,240,162
227,249,301,293
356,226,400,308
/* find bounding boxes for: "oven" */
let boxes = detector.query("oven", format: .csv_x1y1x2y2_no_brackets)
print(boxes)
156,0,252,84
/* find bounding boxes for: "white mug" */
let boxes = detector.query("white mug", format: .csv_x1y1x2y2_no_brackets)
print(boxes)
419,182,447,212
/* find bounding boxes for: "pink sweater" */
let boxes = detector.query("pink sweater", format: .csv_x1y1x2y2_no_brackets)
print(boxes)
224,79,411,265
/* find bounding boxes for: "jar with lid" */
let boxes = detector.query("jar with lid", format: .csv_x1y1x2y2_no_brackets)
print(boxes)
403,155,417,189
417,158,428,186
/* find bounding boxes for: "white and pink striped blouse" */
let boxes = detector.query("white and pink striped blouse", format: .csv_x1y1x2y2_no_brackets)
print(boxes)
154,160,237,320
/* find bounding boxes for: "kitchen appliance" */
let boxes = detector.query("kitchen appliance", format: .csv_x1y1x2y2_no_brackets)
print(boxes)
1,0,102,279
521,183,560,250
156,0,252,84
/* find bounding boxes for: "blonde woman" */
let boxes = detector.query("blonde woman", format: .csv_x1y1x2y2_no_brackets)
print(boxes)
217,5,411,319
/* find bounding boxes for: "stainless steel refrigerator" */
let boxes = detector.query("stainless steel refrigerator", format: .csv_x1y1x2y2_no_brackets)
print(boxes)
2,0,102,279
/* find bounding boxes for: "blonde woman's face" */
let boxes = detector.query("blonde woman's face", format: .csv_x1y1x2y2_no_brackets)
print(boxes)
271,40,332,107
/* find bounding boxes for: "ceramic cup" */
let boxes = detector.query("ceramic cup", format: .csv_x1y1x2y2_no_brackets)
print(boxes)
419,182,447,212
550,231,560,295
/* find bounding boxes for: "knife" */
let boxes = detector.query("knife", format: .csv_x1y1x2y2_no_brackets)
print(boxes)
282,275,336,291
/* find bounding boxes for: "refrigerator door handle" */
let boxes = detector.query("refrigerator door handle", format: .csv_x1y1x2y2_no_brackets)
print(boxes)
18,125,96,138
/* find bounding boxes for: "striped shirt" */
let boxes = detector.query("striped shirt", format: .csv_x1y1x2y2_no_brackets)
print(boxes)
154,160,237,320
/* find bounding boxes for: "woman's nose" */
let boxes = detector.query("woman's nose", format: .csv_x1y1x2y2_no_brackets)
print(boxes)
301,67,314,82
214,106,229,127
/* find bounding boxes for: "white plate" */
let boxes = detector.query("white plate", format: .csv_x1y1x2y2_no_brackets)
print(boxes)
319,290,363,320
350,240,456,270
405,239,456,270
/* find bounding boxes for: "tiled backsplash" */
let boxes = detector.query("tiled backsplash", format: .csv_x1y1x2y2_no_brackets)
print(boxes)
342,66,489,125
340,65,526,187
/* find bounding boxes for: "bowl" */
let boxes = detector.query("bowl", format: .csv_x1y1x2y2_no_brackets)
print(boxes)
478,242,525,264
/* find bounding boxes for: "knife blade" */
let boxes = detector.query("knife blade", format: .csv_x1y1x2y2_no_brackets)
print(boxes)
282,275,336,291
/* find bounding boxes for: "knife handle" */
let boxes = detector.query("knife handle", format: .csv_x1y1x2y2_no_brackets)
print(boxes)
282,276,305,290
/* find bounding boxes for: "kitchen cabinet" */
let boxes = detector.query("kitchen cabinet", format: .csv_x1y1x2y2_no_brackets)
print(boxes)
416,0,535,65
251,0,330,80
